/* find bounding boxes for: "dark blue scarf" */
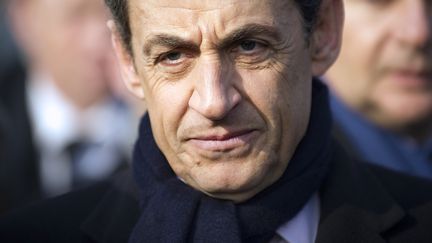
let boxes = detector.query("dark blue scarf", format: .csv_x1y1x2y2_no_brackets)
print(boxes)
129,79,333,243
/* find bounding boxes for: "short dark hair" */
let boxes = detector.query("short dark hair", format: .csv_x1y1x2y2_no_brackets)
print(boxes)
104,0,322,54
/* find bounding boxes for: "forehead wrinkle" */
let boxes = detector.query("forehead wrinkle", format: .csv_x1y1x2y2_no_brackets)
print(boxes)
131,0,295,56
146,0,236,12
154,5,225,12
130,0,246,30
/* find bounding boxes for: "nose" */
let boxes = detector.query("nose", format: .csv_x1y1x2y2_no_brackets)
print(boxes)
188,57,241,120
395,0,431,47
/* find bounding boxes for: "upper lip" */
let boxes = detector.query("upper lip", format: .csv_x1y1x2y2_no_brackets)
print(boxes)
397,69,431,75
391,69,432,82
391,64,432,75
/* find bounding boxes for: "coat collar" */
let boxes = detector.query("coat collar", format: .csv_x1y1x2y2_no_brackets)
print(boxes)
79,143,409,243
316,142,405,243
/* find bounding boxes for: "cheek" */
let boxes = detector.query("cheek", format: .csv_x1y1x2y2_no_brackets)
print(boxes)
334,24,387,106
143,76,192,148
342,11,389,82
238,65,309,138
237,70,280,118
341,30,373,74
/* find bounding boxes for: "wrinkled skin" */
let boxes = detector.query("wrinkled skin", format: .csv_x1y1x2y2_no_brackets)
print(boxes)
112,0,343,202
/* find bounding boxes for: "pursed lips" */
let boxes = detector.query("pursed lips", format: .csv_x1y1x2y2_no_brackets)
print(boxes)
388,69,432,87
186,129,258,151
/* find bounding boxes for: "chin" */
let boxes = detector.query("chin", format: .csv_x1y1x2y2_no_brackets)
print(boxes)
374,108,432,133
191,170,263,200
388,101,432,123
197,175,256,193
193,162,283,202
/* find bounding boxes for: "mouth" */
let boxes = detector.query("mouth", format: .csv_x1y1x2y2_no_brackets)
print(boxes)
187,129,258,152
388,69,432,88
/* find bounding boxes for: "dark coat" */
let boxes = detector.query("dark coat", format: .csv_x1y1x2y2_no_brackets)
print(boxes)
1,143,432,243
0,62,41,214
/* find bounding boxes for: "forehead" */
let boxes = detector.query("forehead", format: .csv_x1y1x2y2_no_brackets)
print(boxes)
128,0,300,42
129,0,294,14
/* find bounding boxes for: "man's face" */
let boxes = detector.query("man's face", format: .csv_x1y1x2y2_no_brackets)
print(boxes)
326,0,432,132
12,0,120,108
115,0,340,201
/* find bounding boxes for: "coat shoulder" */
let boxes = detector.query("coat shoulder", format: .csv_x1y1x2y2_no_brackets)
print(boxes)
0,181,112,243
366,163,432,242
366,163,432,209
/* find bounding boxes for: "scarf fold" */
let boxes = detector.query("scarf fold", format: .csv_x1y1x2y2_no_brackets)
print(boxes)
129,79,333,243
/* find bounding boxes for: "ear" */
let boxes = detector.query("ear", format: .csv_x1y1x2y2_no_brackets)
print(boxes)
108,20,145,99
310,0,344,76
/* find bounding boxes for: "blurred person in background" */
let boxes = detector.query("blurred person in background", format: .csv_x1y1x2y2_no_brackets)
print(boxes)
0,0,21,76
0,0,140,213
326,0,432,179
0,0,34,213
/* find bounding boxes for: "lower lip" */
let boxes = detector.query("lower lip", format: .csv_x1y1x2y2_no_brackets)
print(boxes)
188,131,258,151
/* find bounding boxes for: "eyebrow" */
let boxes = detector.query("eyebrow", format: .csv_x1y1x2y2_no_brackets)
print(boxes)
143,35,199,56
142,23,281,56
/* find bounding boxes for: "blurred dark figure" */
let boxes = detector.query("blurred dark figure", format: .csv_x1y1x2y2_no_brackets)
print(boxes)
0,0,138,214
0,0,21,76
326,0,432,179
0,0,32,214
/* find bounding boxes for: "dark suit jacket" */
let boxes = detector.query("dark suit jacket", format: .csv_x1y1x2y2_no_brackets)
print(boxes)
0,61,41,214
0,143,432,243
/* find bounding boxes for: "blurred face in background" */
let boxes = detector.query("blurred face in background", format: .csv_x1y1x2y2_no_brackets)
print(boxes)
10,0,120,108
326,0,432,139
